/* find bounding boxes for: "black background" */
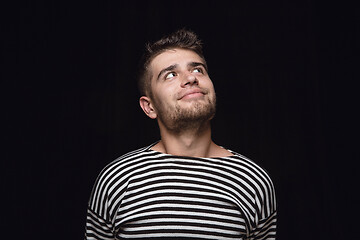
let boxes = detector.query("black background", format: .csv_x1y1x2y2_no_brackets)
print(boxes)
3,1,358,239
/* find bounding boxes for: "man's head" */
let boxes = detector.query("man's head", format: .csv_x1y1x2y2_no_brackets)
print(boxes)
138,29,216,132
138,29,206,98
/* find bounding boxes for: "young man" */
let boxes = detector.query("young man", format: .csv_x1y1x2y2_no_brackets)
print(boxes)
85,29,277,240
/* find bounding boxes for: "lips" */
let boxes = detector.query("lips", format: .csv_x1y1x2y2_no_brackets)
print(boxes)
178,88,206,100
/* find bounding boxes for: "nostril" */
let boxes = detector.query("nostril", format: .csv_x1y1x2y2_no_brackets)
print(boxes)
188,75,198,83
182,74,198,87
184,79,198,86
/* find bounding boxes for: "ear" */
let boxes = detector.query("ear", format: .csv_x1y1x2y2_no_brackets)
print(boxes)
139,96,157,119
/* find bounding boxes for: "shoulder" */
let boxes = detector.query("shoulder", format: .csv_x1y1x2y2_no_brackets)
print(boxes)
93,144,156,187
225,149,272,178
103,145,152,171
220,150,276,198
225,150,277,213
87,144,157,214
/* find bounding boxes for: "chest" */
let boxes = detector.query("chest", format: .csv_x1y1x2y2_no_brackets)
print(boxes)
113,164,253,239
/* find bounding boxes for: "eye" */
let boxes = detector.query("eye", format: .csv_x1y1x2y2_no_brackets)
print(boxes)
165,72,177,80
192,67,203,74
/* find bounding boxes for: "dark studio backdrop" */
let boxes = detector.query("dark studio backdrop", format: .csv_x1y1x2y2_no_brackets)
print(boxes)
3,1,358,239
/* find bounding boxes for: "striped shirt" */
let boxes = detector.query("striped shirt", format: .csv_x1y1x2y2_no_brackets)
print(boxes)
85,143,277,240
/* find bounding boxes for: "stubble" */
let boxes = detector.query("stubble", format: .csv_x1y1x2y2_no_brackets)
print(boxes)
155,95,216,133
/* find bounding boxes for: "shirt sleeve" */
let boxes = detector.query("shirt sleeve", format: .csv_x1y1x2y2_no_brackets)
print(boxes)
249,210,277,239
248,160,277,240
84,164,117,240
85,207,115,240
84,156,122,240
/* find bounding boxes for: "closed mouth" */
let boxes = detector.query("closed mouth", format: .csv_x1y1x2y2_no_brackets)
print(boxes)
178,89,205,100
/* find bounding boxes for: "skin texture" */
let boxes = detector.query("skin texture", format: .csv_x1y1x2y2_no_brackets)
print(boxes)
139,48,232,158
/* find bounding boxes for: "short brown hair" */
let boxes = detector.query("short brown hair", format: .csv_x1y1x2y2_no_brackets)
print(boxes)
137,29,206,97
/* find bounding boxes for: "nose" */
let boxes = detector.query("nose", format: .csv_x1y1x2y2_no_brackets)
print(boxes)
181,73,198,87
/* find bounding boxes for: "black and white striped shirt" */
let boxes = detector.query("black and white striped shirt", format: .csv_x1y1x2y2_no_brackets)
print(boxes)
85,143,277,240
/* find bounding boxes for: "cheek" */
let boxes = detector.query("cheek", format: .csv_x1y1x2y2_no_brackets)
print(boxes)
153,87,175,105
205,79,215,93
207,83,216,100
162,85,178,99
201,76,213,86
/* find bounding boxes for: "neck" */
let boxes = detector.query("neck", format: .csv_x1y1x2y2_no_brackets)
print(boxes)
155,120,214,157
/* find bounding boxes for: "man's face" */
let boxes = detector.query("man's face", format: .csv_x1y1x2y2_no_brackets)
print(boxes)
148,48,216,131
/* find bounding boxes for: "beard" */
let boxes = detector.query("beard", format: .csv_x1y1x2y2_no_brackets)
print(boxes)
154,94,216,133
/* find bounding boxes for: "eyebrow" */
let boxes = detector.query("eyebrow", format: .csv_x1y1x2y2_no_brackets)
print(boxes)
157,64,178,81
156,61,208,81
188,61,208,72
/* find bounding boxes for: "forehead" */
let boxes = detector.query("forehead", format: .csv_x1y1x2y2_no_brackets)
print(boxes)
150,48,204,74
